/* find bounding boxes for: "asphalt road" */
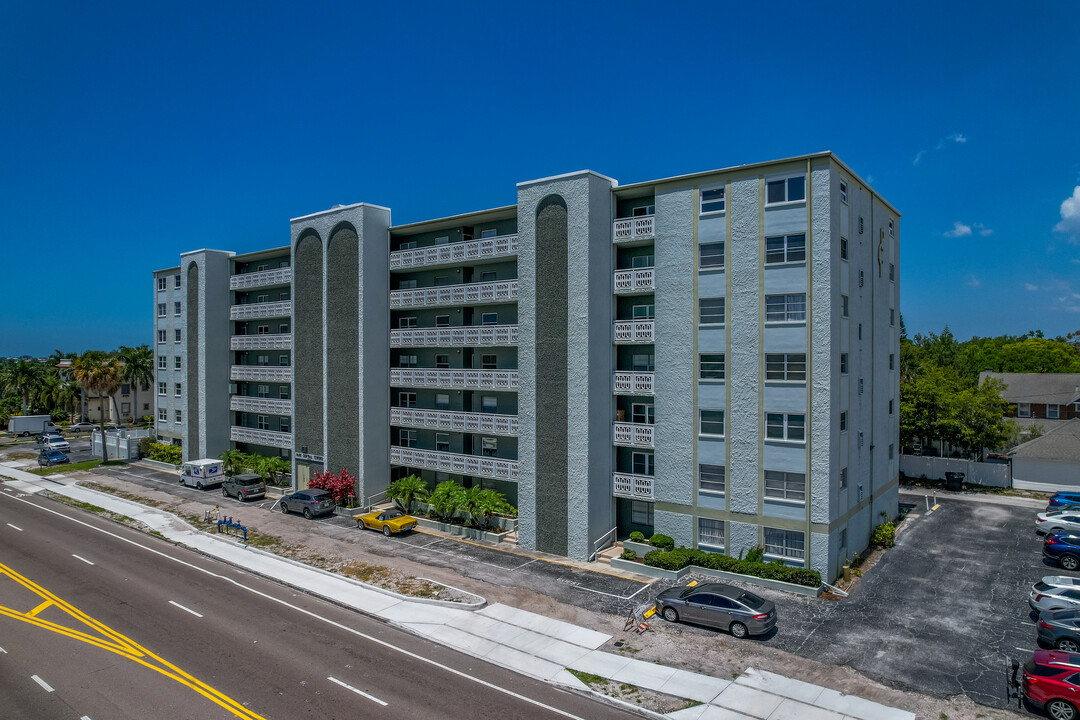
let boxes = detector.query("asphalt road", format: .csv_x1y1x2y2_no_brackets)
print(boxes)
0,488,642,720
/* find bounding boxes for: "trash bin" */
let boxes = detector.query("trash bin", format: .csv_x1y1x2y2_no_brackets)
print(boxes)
944,472,965,491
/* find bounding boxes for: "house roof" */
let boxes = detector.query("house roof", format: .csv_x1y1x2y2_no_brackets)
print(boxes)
980,372,1080,406
1009,418,1080,462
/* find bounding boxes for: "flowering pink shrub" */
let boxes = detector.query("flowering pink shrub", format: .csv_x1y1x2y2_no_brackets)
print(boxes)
308,468,357,506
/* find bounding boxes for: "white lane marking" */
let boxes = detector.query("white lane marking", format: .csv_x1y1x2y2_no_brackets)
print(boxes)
1017,647,1036,653
0,645,6,653
327,676,388,706
82,716,93,720
72,554,95,565
7,523,22,531
168,600,203,618
31,674,55,692
2,491,592,720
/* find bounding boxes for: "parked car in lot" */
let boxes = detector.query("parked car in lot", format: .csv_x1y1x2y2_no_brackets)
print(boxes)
654,582,777,638
279,489,335,519
1036,578,1080,594
37,431,63,443
1021,650,1080,719
1038,610,1080,653
40,436,70,452
353,507,418,536
66,422,96,433
1038,513,1080,537
1044,535,1080,571
37,449,70,466
222,473,266,502
1031,586,1080,613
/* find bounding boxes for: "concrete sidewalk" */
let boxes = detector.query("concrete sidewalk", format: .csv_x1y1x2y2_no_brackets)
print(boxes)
0,466,914,720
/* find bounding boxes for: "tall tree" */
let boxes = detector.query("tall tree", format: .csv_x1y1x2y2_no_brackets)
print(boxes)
1,359,45,414
72,351,123,461
118,345,154,423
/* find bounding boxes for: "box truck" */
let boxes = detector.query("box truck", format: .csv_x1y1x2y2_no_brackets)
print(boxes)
9,415,61,437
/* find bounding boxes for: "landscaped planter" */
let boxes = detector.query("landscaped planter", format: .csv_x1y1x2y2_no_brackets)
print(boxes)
610,557,684,580
622,540,653,556
141,459,180,472
409,503,517,533
415,517,514,543
608,558,822,597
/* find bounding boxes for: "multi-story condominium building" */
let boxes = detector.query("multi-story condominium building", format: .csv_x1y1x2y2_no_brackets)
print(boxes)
154,151,900,581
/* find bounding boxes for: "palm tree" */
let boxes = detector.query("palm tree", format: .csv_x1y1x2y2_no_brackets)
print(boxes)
1,359,45,415
428,480,465,522
461,486,512,529
219,449,246,477
117,345,153,424
265,457,291,487
387,474,428,513
72,351,124,461
37,374,79,421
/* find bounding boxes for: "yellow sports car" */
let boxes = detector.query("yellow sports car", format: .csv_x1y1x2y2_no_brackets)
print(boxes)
353,507,418,536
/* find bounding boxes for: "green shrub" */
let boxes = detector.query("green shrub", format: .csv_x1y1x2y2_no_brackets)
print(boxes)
620,548,637,561
147,442,182,465
648,533,675,550
628,531,645,543
744,545,765,563
137,437,155,458
641,546,822,588
871,521,896,548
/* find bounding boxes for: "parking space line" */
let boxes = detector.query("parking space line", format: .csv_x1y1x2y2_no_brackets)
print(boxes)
515,558,538,570
72,554,95,566
327,676,388,706
31,675,55,692
169,600,203,618
7,523,23,531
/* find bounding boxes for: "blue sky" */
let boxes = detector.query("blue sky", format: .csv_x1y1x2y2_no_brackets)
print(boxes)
2,0,1078,355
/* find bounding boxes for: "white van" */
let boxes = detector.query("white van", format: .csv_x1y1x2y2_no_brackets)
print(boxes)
179,459,225,490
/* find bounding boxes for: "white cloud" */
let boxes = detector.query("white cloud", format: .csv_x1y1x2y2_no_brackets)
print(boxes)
1025,283,1039,291
974,222,993,236
913,150,926,166
1053,186,1080,241
948,133,967,144
945,221,973,238
916,133,968,166
966,275,981,288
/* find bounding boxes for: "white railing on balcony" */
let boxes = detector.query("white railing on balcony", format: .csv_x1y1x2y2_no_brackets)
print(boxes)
612,215,655,243
230,396,293,415
230,426,293,449
229,300,292,321
230,365,293,382
613,422,655,448
614,320,655,343
391,368,519,390
613,372,654,395
391,325,518,348
391,408,518,436
613,268,655,293
390,234,519,270
391,280,518,309
613,472,654,500
229,267,292,290
390,447,518,481
230,334,292,350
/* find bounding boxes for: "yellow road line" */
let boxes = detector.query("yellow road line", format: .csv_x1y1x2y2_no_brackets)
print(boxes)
28,599,53,616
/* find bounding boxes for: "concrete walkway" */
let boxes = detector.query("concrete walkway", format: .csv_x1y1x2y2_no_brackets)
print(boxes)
0,465,914,720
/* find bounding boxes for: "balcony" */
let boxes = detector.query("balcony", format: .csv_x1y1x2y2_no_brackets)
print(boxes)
614,320,654,344
230,365,293,382
230,300,292,321
612,216,655,243
613,268,655,294
390,234,519,270
231,426,293,449
391,325,518,348
391,368,518,391
391,408,518,436
613,472,654,500
613,422,655,448
229,267,292,290
230,396,293,415
390,446,518,481
613,372,654,395
231,333,292,350
391,280,518,309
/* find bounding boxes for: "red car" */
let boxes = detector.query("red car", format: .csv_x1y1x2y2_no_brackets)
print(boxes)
1022,650,1080,719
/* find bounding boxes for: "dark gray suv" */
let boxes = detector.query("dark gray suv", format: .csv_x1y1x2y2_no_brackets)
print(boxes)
222,473,266,502
654,582,777,638
279,488,336,519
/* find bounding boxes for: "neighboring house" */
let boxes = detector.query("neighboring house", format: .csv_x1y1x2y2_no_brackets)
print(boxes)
84,383,152,424
980,372,1080,424
155,151,901,582
1009,419,1080,491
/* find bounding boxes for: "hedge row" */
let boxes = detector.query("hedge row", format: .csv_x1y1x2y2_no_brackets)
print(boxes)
642,547,822,588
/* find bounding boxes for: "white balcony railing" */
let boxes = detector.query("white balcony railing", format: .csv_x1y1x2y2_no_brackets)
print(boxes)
391,368,518,390
230,365,293,382
230,396,293,415
229,267,292,290
390,234,519,270
230,426,293,449
612,216,655,243
390,447,518,481
613,268,655,294
613,422,655,448
229,300,292,321
614,320,655,343
230,334,292,350
391,408,518,436
613,372,654,395
391,325,518,348
391,280,518,309
613,472,654,500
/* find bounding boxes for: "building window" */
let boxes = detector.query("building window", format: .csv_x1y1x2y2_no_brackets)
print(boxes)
764,527,806,562
481,354,497,370
840,411,848,432
632,452,654,476
257,385,270,398
698,518,725,550
632,303,654,320
481,312,498,326
766,413,805,442
765,470,806,503
398,279,417,290
157,277,167,291
699,464,725,495
480,228,498,238
279,323,290,334
1048,404,1061,419
839,179,848,204
889,399,894,415
766,175,806,205
700,242,725,268
482,437,497,457
765,294,807,322
889,353,894,370
399,241,417,251
699,298,725,325
700,186,726,213
839,467,848,489
257,415,269,430
436,315,450,327
257,325,269,335
158,355,167,370
256,355,269,366
890,309,895,326
279,418,290,433
632,353,655,372
399,429,417,448
631,254,654,269
480,271,497,282
482,396,497,414
399,392,416,408
158,329,167,343
841,295,849,318
631,500,653,526
436,433,450,452
158,382,167,396
175,410,182,424
175,356,181,370
858,377,864,394
158,303,166,317
889,218,895,237
255,294,269,303
858,323,862,340
174,301,181,316
174,383,181,397
859,270,864,288
840,237,848,260
434,236,449,245
399,317,417,329
435,354,450,369
765,233,806,264
158,408,167,421
435,394,450,410
700,354,725,380
398,355,417,368
279,355,289,366
841,353,849,374
279,291,290,302
839,528,848,556
699,410,725,437
279,386,290,400
889,443,895,459
765,353,806,381
889,263,895,281
175,329,182,342
631,402,655,424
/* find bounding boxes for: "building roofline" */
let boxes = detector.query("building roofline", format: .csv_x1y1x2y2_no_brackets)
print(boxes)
233,245,291,261
390,204,518,234
179,249,236,258
153,266,182,274
517,169,618,189
290,202,391,223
